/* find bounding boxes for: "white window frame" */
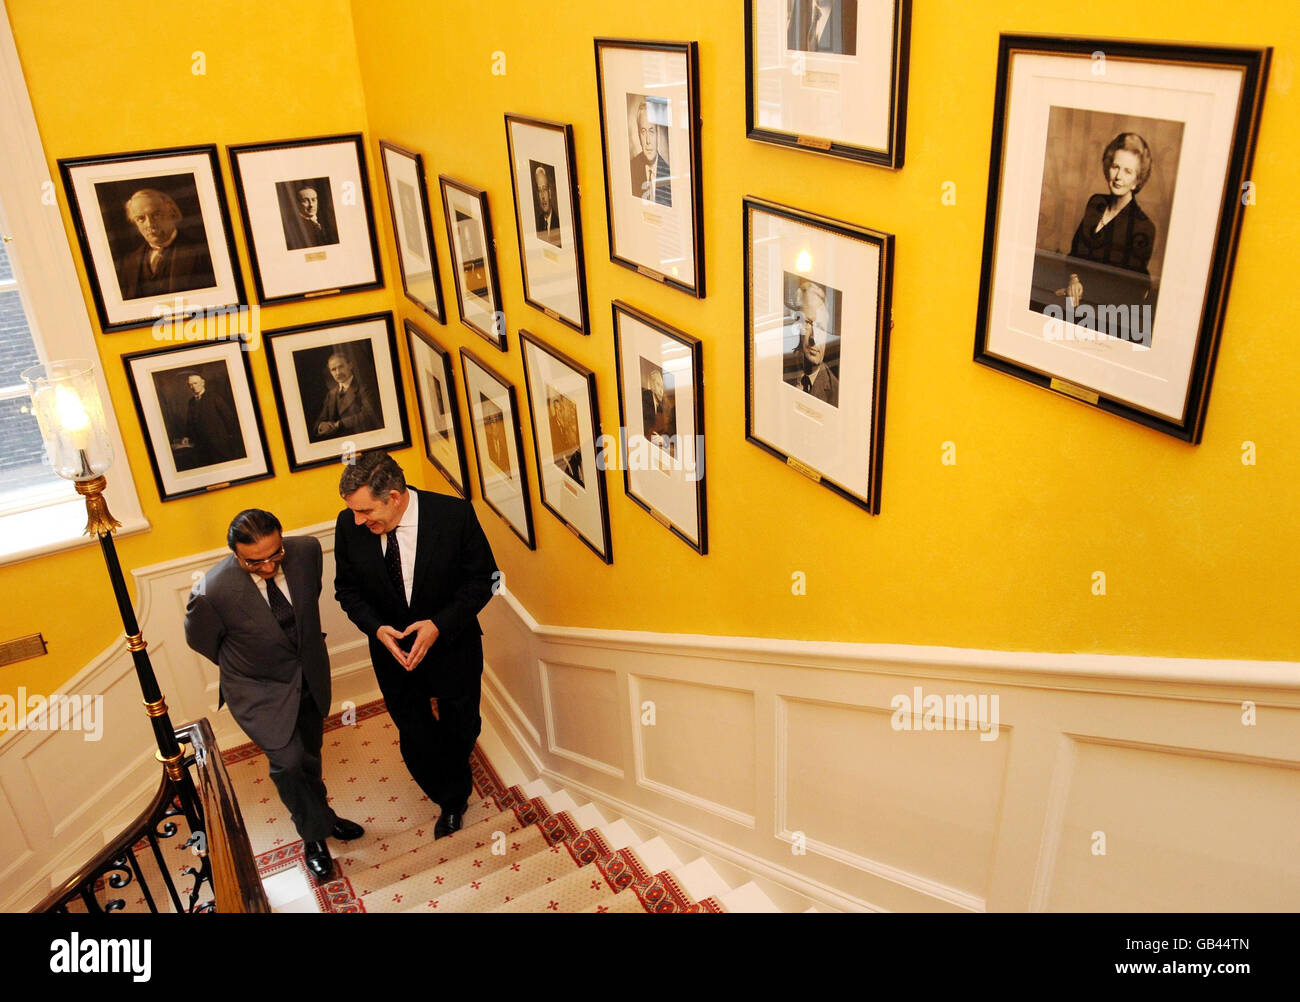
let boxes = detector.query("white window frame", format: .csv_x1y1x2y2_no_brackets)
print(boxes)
0,0,149,562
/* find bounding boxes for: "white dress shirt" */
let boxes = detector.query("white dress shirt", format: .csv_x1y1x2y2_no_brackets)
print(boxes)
249,565,293,608
387,487,420,605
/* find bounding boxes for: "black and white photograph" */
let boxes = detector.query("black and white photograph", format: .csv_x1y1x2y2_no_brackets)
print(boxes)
975,35,1271,442
263,313,410,471
745,197,893,513
595,38,704,297
228,133,383,304
406,319,470,498
613,301,707,554
460,347,535,548
441,175,505,349
59,145,245,332
122,338,272,501
746,0,911,167
505,114,591,334
1029,110,1183,348
380,140,446,323
782,272,843,408
276,177,339,249
519,329,612,563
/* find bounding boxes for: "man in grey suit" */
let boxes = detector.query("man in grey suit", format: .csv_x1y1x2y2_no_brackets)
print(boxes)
184,509,365,883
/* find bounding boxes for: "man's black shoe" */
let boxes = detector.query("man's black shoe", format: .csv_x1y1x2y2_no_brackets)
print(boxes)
330,818,365,841
304,840,334,883
433,812,463,840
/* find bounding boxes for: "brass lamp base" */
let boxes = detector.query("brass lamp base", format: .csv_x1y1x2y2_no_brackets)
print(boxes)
74,475,122,536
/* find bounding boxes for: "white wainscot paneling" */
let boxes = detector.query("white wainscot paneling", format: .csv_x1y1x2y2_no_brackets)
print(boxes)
541,661,622,776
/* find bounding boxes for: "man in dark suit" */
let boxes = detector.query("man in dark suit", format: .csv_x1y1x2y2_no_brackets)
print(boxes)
640,368,677,456
314,352,381,439
628,100,671,207
283,186,339,250
334,452,498,838
184,509,365,883
115,189,215,300
786,0,858,55
783,278,840,407
533,166,561,247
181,372,244,469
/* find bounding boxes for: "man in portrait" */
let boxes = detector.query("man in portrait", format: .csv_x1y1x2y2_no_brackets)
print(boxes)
640,365,677,457
786,0,859,55
314,351,381,440
628,98,671,207
283,184,339,250
547,389,584,487
115,188,216,300
784,278,840,407
180,370,244,469
532,164,562,247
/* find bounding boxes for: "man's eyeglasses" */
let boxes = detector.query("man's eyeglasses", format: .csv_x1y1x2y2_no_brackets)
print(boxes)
239,547,285,569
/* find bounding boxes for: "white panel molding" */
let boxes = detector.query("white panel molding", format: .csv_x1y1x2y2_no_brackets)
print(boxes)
538,660,624,778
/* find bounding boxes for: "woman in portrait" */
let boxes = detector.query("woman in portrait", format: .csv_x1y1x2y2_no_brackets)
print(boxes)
1056,132,1156,328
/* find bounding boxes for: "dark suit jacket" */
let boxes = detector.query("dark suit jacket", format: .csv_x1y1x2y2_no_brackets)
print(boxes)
315,379,381,438
334,489,498,698
284,212,339,250
629,152,671,207
184,391,243,468
534,207,562,246
786,0,858,54
184,536,330,751
117,235,215,300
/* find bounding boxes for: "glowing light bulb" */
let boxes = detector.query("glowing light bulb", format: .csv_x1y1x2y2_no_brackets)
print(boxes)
55,385,91,450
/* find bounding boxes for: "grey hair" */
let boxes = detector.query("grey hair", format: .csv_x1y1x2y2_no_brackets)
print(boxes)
338,451,407,499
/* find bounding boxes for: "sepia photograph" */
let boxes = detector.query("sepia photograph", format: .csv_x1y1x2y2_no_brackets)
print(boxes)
782,272,843,408
406,319,470,498
59,145,245,332
460,347,535,547
519,329,612,563
785,0,858,55
505,114,590,333
228,133,383,304
380,140,446,324
975,35,1271,442
122,338,272,501
264,313,410,471
595,38,704,297
612,301,707,554
441,175,506,349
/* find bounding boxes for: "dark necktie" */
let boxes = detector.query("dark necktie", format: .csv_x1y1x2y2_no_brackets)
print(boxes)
386,531,407,607
802,374,813,393
265,576,297,644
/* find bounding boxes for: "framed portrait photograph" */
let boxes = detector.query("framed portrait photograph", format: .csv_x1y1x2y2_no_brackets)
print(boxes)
122,338,272,501
263,312,410,472
744,196,893,513
58,145,245,333
974,35,1271,443
405,319,470,499
459,347,535,548
504,114,590,334
440,175,506,350
594,38,704,297
745,0,911,168
519,330,613,563
379,140,446,324
227,133,383,304
612,301,707,554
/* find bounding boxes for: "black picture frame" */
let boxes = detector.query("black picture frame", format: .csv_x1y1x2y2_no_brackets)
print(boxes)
612,301,707,555
504,114,591,334
594,37,705,298
405,318,471,499
974,35,1271,443
745,0,911,169
743,196,893,514
58,144,246,333
440,175,507,351
227,133,384,304
121,337,273,501
263,312,411,472
379,139,447,325
518,329,613,564
459,347,535,548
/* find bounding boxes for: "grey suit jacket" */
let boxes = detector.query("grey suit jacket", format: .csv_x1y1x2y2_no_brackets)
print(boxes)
184,535,331,750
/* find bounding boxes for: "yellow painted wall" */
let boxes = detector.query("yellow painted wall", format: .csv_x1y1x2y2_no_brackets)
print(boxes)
3,0,1296,726
0,0,418,714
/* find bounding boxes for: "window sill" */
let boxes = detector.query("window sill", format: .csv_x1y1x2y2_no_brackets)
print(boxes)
0,496,150,565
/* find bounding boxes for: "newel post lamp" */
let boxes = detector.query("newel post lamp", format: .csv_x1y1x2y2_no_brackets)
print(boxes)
22,359,203,831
